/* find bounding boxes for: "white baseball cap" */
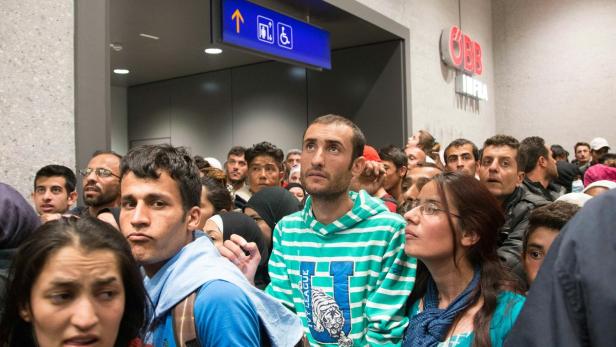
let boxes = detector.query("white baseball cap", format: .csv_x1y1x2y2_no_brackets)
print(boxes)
590,137,610,151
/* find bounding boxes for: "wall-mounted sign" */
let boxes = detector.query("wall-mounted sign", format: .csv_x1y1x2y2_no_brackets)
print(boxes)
456,74,488,100
440,26,487,100
214,0,331,70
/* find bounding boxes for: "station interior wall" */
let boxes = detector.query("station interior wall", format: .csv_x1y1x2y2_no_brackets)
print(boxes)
356,0,497,152
492,0,616,156
122,41,405,161
358,0,616,156
2,0,616,198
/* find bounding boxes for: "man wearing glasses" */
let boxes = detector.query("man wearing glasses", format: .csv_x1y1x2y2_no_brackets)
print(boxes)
74,151,122,224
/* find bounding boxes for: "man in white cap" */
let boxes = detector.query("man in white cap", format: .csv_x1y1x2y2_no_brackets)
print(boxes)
589,137,610,165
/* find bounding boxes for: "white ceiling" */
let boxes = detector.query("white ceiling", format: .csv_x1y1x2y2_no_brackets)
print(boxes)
110,0,399,86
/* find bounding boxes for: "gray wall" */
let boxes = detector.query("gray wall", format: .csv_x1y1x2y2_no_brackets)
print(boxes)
127,41,406,160
111,86,128,155
355,0,497,150
493,0,616,156
308,41,406,147
0,0,75,198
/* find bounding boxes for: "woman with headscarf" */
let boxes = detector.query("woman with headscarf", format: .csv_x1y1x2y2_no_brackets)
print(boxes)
243,187,300,289
204,211,270,289
244,186,301,252
0,183,41,316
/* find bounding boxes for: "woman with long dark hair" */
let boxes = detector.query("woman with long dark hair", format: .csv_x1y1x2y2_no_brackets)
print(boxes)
402,172,524,347
0,217,149,347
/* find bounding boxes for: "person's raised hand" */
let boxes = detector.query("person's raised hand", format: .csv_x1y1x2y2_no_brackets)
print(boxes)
218,234,261,285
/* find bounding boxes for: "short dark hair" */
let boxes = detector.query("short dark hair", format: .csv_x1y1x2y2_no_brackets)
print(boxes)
307,114,366,162
194,155,211,172
598,153,616,165
444,138,479,162
482,135,523,170
379,145,407,170
200,176,234,213
550,144,569,161
33,165,77,192
227,146,246,159
92,150,123,161
520,136,549,173
0,217,149,346
574,142,590,153
121,144,201,213
523,201,580,253
416,130,438,154
245,142,284,170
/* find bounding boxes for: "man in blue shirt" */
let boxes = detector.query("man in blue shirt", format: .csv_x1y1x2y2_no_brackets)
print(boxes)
119,144,302,347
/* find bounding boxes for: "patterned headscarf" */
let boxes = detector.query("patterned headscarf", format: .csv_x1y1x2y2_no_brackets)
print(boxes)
0,183,40,249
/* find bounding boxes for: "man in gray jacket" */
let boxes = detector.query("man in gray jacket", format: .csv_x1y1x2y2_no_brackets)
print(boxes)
478,135,549,284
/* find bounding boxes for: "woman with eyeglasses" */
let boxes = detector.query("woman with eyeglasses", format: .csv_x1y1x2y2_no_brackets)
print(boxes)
402,172,524,347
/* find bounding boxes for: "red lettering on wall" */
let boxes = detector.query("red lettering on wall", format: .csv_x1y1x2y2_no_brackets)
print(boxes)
440,26,483,75
462,34,474,73
473,42,483,75
448,26,463,67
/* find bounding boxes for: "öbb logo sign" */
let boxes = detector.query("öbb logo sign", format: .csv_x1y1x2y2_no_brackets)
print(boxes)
440,26,483,75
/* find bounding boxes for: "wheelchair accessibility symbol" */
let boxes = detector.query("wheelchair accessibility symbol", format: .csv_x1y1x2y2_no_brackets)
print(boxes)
277,22,293,49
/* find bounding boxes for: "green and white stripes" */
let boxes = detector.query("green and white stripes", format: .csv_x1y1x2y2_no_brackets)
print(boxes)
266,190,417,346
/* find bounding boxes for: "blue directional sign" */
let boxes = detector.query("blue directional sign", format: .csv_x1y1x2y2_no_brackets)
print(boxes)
218,0,331,70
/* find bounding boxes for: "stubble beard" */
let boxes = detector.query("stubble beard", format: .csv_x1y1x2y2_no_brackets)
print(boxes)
305,177,351,202
83,186,119,208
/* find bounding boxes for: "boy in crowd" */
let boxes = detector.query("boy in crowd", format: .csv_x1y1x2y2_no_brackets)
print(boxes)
522,201,580,286
379,145,408,204
244,141,285,198
224,146,250,209
119,144,301,346
31,164,78,223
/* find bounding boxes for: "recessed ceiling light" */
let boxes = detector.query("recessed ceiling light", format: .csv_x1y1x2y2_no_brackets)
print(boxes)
204,48,223,55
139,33,159,40
109,43,123,51
113,69,130,75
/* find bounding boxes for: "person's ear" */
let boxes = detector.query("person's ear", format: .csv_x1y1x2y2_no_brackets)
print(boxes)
186,206,202,232
515,171,525,186
351,157,366,177
278,169,285,184
460,230,480,247
19,305,32,322
67,191,78,207
399,165,408,178
538,156,547,169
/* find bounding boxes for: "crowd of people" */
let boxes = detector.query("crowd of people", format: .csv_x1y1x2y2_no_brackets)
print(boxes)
0,113,615,346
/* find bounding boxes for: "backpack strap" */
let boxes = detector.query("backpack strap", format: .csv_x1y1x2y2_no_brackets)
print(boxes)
172,291,201,347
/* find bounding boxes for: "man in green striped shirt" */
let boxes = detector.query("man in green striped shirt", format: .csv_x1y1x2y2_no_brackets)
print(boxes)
266,115,416,346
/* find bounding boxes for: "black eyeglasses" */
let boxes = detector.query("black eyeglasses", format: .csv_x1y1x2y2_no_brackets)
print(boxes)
409,200,461,218
79,167,120,179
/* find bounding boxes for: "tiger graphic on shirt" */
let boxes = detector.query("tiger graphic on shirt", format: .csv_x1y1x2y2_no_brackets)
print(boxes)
300,261,354,346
